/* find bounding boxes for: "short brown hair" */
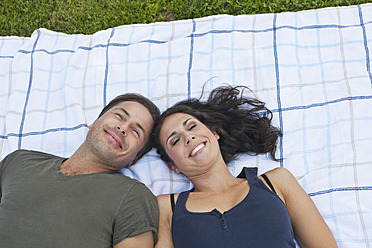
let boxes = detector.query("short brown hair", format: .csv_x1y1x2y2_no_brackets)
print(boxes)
99,93,160,160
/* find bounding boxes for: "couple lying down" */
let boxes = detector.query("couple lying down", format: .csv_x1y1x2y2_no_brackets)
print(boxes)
0,85,337,247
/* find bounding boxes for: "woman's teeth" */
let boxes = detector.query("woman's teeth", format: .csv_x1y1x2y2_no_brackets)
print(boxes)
190,143,205,156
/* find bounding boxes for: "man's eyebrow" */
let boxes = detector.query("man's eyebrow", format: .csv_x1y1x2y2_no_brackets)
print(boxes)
135,123,145,135
117,108,130,117
117,107,145,136
166,118,192,144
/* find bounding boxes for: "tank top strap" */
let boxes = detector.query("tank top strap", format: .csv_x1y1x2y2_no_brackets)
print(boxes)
174,190,191,212
237,167,259,181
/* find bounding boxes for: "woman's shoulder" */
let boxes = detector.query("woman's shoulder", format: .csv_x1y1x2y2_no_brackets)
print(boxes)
260,167,298,204
157,192,182,211
264,167,294,180
157,193,180,203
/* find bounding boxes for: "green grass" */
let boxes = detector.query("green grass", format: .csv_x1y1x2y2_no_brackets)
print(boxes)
1,0,371,37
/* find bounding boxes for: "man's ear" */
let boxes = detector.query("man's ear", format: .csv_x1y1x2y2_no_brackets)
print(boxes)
166,162,181,174
88,120,97,129
127,155,141,167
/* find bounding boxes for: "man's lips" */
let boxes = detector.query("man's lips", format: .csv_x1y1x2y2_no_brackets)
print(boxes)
189,142,206,157
104,129,124,149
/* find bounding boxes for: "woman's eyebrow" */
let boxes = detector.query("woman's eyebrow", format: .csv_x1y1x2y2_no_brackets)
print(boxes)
166,118,193,143
166,131,177,144
183,118,192,126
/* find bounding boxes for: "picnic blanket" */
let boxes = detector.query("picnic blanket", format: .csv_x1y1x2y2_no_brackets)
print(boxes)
1,3,372,247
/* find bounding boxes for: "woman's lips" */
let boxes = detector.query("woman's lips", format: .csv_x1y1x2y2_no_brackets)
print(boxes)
189,142,206,157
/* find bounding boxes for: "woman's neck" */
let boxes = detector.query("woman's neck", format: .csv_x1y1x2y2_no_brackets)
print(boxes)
188,161,242,193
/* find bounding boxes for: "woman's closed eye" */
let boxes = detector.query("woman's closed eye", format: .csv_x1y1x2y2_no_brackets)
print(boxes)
171,126,195,146
189,124,196,130
172,138,179,146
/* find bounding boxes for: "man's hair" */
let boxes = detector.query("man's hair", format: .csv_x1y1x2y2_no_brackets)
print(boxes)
98,93,160,160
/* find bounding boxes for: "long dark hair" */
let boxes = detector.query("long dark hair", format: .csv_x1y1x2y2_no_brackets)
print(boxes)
153,85,282,164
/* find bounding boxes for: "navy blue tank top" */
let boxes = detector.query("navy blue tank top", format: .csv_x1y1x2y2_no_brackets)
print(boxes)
171,167,296,248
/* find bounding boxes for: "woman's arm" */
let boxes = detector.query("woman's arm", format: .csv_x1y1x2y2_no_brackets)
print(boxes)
155,194,175,248
266,168,338,248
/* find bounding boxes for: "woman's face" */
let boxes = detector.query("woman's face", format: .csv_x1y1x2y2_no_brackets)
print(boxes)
159,113,221,175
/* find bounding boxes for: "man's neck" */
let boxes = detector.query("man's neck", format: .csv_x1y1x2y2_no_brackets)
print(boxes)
60,147,108,176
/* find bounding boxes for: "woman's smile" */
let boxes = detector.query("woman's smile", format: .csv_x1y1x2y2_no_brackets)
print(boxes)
189,142,206,157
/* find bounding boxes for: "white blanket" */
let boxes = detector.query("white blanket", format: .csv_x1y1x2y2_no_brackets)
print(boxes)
1,4,371,247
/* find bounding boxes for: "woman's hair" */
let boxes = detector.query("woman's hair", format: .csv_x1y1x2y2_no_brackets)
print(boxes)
153,85,282,164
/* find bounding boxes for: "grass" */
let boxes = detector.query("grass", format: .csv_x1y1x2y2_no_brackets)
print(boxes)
1,0,371,37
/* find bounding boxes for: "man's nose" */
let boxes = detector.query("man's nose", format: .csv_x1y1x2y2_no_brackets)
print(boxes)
116,124,128,136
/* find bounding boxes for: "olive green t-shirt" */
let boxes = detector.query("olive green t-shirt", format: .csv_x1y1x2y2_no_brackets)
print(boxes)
0,150,158,247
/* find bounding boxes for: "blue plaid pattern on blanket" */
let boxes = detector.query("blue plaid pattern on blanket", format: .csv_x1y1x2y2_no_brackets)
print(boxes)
1,3,371,247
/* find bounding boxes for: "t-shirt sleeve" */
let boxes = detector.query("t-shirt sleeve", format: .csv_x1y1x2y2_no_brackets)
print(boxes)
0,151,18,203
113,182,159,246
0,157,3,202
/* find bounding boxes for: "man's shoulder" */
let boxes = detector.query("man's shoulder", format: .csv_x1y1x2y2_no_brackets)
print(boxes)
0,150,62,176
95,174,156,203
107,173,151,192
106,173,155,198
6,149,61,161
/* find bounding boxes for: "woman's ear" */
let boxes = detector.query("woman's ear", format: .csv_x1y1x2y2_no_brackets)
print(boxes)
213,131,220,140
166,162,181,174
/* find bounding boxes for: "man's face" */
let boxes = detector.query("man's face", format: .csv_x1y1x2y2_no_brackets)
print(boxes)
86,101,154,170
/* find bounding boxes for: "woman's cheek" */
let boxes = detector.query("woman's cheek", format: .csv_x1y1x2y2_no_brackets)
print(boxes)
171,147,183,162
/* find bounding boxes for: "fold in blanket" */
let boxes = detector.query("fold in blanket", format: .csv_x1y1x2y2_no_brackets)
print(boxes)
0,4,372,247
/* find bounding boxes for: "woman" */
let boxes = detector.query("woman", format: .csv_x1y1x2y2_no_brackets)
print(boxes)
153,85,337,248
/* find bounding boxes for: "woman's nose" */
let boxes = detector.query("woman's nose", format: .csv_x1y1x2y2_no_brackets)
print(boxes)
185,135,195,145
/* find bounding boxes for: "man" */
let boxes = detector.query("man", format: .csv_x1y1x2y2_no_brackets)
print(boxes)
0,93,160,248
